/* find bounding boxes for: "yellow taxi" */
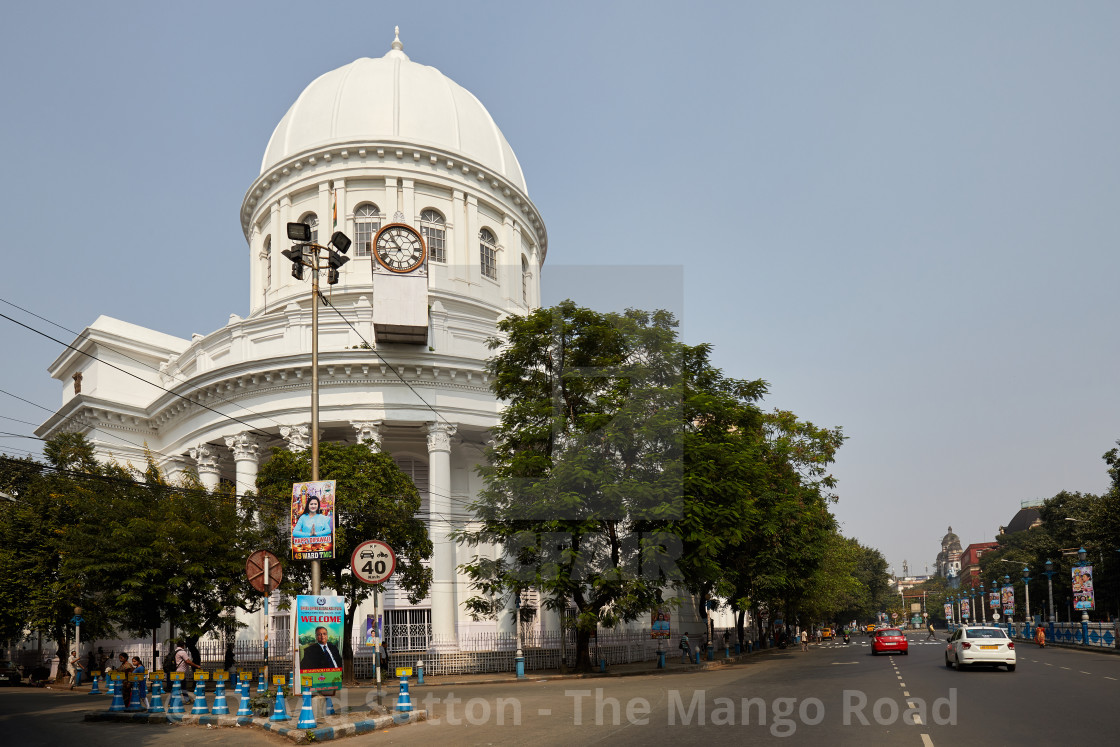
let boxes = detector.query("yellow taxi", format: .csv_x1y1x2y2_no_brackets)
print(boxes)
821,627,833,640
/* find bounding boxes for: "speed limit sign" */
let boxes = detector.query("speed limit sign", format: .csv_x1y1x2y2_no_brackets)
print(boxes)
351,540,396,585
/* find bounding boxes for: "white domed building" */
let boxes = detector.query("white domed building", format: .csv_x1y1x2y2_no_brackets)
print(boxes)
36,31,550,650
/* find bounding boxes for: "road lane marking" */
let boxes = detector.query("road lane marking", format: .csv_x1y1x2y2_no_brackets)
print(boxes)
1080,671,1092,675
921,734,935,746
1105,676,1117,681
1045,663,1053,666
1061,666,1071,670
903,690,910,696
914,715,924,725
537,708,552,716
900,682,906,687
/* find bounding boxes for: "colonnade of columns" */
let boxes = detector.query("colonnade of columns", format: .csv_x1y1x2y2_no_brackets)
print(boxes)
186,419,465,645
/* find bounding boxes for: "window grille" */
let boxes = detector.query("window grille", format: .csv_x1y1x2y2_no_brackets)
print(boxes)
480,228,497,279
354,203,381,257
386,608,432,652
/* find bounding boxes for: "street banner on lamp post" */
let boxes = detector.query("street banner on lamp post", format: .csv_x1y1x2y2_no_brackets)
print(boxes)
943,603,952,620
961,599,970,619
1073,565,1095,611
295,595,344,692
290,481,336,560
1001,585,1014,616
651,609,670,639
989,590,999,610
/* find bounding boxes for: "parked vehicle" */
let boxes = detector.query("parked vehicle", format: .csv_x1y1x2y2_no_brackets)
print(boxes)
0,660,22,686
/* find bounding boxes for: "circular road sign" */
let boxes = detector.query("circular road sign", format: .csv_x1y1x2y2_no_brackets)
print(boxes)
246,550,283,594
891,612,898,620
351,540,396,585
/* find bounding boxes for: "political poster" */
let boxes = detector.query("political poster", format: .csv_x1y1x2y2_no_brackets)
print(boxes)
1001,585,1014,616
365,614,383,645
1073,565,1095,611
989,590,999,609
651,609,671,639
290,481,336,560
295,595,344,692
961,599,971,619
943,603,952,620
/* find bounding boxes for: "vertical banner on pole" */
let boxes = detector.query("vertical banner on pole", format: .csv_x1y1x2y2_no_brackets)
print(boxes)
1072,565,1095,611
961,599,971,619
291,481,336,560
296,595,345,692
1001,585,1015,616
943,603,952,621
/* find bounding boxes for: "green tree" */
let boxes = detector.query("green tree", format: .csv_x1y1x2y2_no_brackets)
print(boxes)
458,302,686,671
255,442,432,682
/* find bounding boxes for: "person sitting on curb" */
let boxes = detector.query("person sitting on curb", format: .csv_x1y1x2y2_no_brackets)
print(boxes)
679,633,691,664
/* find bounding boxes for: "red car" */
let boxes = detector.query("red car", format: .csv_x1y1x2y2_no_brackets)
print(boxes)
871,627,909,655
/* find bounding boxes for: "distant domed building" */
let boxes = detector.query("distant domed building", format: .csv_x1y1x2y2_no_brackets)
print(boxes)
37,30,549,650
935,526,963,579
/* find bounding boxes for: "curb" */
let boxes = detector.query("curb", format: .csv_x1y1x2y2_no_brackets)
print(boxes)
84,708,427,744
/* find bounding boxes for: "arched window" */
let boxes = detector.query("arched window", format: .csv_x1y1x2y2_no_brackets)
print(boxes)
420,209,446,263
300,213,319,244
264,236,272,291
479,228,498,280
354,203,381,257
521,255,530,304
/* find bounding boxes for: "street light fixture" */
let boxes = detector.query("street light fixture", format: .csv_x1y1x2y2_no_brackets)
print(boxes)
281,221,352,597
1021,566,1031,623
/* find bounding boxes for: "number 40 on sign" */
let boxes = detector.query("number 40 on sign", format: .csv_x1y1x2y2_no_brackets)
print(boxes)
351,540,396,585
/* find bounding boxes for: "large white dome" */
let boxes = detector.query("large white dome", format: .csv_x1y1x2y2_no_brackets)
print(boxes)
261,33,528,194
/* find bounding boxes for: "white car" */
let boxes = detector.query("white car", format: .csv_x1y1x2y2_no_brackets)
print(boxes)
944,626,1016,671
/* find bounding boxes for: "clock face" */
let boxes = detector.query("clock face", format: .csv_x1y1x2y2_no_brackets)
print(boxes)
374,223,426,273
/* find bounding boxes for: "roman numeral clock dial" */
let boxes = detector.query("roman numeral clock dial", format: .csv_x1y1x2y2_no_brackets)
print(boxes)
373,223,427,273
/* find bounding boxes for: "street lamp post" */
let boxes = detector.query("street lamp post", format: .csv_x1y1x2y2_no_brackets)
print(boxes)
1076,547,1090,645
1022,566,1031,639
1043,559,1057,624
1002,575,1013,628
282,222,351,596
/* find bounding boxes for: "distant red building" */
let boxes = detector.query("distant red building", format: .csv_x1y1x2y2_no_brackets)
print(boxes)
960,542,1000,587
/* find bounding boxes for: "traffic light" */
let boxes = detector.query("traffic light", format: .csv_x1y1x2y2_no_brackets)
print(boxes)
282,245,307,280
326,248,350,285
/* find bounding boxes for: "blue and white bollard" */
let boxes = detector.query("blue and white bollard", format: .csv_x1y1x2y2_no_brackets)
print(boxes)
211,679,229,715
417,659,425,685
707,643,714,661
167,679,185,714
725,644,731,659
236,679,253,717
125,677,143,712
108,677,126,712
694,650,701,665
257,672,266,694
515,653,524,679
325,695,335,716
90,673,102,695
287,672,294,689
735,642,741,655
296,689,317,729
190,679,209,715
657,649,666,669
599,657,607,673
395,673,413,712
149,678,165,714
105,675,116,699
270,685,290,721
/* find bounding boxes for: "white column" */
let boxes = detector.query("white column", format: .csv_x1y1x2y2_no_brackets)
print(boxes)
350,421,383,451
280,424,310,453
466,195,479,285
189,444,221,492
224,432,261,499
278,196,292,288
424,422,458,646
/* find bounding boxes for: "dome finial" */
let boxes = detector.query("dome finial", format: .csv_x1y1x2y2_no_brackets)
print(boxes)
392,26,403,52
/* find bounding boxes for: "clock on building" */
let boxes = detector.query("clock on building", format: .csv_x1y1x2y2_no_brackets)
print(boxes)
374,223,427,273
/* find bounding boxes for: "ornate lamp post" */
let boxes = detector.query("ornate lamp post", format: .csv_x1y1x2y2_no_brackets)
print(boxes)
1043,559,1057,624
1076,547,1090,644
1022,566,1031,638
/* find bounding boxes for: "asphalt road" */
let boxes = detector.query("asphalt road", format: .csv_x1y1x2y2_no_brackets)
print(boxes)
2,633,1117,745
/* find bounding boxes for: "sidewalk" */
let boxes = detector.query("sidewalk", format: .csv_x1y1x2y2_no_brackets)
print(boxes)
49,644,780,696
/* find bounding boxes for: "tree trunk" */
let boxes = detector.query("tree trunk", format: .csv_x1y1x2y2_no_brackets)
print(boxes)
735,608,745,648
574,628,594,672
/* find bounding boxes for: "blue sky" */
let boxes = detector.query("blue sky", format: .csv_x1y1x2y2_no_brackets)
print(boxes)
2,1,1118,576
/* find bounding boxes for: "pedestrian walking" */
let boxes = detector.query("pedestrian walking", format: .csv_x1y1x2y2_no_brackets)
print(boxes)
800,630,809,651
131,657,149,709
68,650,85,689
379,639,391,677
173,640,200,702
679,633,691,664
117,653,134,703
1034,625,1046,648
926,622,937,641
